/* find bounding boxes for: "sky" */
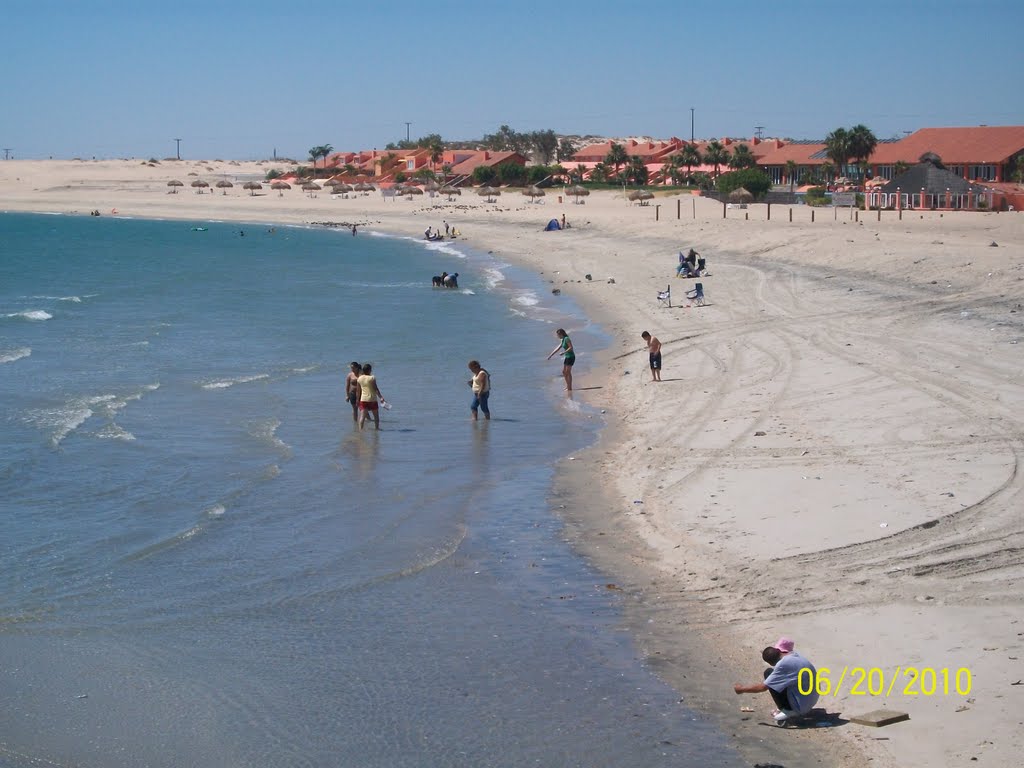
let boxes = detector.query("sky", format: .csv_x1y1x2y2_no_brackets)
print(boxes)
3,0,1023,160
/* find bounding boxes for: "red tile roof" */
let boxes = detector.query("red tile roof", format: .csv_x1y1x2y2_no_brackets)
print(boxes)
448,151,527,176
870,126,1024,165
755,143,828,166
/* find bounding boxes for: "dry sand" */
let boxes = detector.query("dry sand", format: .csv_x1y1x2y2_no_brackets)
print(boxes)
3,159,1024,767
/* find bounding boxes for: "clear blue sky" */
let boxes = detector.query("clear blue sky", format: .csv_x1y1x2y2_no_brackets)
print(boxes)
4,0,1023,160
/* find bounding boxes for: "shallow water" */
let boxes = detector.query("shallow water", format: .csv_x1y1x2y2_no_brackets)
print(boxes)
0,213,741,767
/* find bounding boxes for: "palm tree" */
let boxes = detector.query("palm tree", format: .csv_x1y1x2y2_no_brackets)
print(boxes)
573,164,588,184
703,141,729,177
627,156,648,186
667,154,686,186
591,163,609,183
785,160,799,192
441,163,453,181
824,128,851,179
605,143,629,180
728,143,757,170
848,124,878,176
429,138,445,171
893,160,910,176
819,161,835,184
678,143,702,179
308,144,333,178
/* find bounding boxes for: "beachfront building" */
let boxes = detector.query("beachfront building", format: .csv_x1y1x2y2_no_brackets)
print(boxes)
571,138,683,182
570,136,784,185
444,150,528,182
757,126,1024,189
866,126,1024,183
866,156,991,210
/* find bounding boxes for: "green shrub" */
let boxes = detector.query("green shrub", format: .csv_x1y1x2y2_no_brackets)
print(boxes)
472,166,497,185
715,168,771,197
494,162,527,186
804,186,831,206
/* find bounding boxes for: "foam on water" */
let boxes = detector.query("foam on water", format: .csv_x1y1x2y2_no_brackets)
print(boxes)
201,373,270,390
482,266,506,289
0,347,31,363
4,310,52,321
248,418,292,458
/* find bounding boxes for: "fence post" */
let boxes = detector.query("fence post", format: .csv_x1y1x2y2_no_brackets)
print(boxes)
677,199,681,219
655,204,660,221
692,198,696,219
767,202,771,221
722,202,726,219
789,208,793,222
811,210,815,223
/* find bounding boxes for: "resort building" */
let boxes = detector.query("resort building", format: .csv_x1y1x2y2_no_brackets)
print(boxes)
756,126,1024,189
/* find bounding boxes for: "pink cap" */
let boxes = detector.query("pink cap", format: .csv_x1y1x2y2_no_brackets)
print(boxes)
773,637,795,653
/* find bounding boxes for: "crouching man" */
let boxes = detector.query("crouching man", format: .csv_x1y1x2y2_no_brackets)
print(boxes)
733,637,819,724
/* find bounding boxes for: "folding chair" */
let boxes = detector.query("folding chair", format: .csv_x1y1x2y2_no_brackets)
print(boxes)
686,282,705,306
656,284,672,308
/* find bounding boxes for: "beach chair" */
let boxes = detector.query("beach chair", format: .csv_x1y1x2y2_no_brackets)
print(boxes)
657,284,672,308
686,282,705,307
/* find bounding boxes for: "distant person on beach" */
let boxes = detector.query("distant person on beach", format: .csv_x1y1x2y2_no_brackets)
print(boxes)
733,637,819,723
344,361,361,421
561,213,566,229
677,248,699,277
352,224,357,236
356,363,386,431
641,331,662,381
468,360,490,421
444,221,450,236
547,328,575,392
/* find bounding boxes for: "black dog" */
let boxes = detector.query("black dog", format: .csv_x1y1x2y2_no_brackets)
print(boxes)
432,275,444,287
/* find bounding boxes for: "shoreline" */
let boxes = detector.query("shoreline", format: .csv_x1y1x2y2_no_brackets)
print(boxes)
3,160,1024,767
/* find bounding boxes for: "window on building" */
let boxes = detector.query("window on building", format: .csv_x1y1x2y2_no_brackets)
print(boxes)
878,165,894,180
407,159,416,171
947,165,964,177
969,164,996,181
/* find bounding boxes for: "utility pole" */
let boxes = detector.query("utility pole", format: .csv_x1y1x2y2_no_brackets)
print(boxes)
404,122,412,144
2,148,11,160
754,125,764,140
174,138,181,160
690,108,695,143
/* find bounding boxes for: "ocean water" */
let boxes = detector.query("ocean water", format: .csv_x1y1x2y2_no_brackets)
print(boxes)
0,213,740,767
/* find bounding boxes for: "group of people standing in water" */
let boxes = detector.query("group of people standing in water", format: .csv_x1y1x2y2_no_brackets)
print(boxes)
343,329,576,429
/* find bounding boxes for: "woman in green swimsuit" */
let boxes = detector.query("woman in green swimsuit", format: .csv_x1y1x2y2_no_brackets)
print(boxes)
546,328,575,393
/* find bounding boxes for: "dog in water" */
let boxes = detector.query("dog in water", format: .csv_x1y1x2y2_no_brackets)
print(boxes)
432,271,448,287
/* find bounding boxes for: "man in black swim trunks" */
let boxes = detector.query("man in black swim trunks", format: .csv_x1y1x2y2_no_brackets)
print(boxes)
641,331,662,382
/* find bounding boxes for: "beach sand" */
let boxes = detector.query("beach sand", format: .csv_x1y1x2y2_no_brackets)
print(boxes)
3,159,1023,767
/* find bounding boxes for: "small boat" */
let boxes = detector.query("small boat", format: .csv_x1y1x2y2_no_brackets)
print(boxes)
191,227,208,232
